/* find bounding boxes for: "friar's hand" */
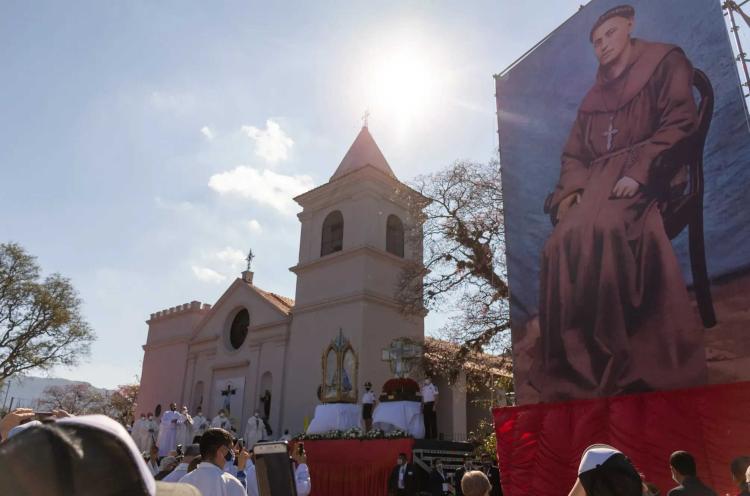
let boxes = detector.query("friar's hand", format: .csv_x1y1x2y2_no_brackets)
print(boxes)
611,176,640,198
556,192,581,222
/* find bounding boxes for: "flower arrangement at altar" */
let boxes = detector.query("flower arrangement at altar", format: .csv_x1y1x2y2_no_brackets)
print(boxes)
294,428,410,441
379,377,422,402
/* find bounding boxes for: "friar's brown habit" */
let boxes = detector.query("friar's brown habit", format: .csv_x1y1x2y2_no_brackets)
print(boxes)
530,39,707,401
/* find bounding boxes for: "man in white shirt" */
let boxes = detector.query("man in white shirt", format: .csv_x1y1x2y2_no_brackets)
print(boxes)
131,413,148,452
421,377,439,439
361,381,377,432
162,443,200,482
179,428,248,496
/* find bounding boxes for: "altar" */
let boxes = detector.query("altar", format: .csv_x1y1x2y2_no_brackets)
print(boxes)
306,403,361,433
372,401,424,438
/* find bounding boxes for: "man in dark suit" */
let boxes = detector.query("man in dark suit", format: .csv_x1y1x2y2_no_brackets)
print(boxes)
668,451,716,496
480,453,503,496
453,454,474,496
429,458,452,496
388,452,417,496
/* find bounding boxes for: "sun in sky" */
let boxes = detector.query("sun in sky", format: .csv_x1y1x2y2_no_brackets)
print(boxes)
349,23,455,138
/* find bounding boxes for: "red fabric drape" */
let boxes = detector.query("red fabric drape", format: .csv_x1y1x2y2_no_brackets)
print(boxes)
493,381,750,496
294,438,414,496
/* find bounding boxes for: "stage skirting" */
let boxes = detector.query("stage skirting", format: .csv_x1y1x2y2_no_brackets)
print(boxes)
493,381,750,496
295,438,414,496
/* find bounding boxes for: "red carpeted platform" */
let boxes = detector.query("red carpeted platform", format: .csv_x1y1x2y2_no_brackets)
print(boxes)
295,438,414,496
493,381,750,496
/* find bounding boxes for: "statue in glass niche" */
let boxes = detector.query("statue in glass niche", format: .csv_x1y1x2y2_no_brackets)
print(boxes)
318,329,358,403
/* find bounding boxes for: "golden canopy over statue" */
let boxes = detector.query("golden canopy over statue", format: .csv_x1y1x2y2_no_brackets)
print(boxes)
318,329,358,403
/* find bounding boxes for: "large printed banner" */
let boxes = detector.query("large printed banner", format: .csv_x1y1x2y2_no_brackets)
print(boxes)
495,0,750,404
492,381,750,496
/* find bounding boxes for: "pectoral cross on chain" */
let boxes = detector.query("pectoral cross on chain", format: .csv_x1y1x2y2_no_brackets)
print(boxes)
603,115,619,151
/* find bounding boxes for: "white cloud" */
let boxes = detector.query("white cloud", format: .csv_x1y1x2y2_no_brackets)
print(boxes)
247,219,262,233
191,265,227,284
215,247,246,270
201,126,215,141
241,120,294,164
208,166,314,214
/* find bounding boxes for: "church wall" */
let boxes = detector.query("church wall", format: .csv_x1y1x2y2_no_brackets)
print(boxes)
297,197,356,266
189,281,289,343
361,299,423,398
251,340,287,436
136,306,207,418
432,375,455,441
137,341,190,418
293,254,368,307
282,300,366,434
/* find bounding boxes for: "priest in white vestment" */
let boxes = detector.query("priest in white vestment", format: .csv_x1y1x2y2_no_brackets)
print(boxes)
157,402,181,456
131,413,147,451
192,407,209,438
211,409,231,430
176,405,193,447
144,413,158,451
244,411,265,449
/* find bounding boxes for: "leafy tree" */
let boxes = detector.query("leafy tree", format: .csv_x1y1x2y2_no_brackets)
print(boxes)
0,242,95,382
398,159,512,384
108,383,139,426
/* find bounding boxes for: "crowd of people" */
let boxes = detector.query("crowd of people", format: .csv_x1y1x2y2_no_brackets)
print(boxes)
0,406,310,496
5,405,750,496
129,403,280,458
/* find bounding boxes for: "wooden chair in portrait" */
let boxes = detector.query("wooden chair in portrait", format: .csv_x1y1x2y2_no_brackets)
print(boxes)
659,68,716,328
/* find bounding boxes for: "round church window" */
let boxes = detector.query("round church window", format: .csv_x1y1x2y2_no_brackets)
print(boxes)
229,309,250,349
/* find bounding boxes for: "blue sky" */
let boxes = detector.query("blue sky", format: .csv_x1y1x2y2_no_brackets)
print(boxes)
1,0,586,388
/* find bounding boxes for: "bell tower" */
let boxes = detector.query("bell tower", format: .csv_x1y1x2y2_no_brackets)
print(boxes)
280,125,426,431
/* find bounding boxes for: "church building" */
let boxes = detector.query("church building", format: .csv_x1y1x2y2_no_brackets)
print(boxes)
136,126,504,440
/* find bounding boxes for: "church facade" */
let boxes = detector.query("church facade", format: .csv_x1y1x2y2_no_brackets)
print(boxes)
137,127,498,438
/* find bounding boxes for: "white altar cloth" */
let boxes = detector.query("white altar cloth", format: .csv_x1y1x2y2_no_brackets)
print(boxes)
372,401,424,439
306,403,362,434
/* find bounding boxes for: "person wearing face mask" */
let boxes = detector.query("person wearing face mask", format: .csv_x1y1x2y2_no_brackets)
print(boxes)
157,403,181,457
145,413,158,451
362,381,377,432
454,454,475,496
421,377,439,439
388,452,417,496
211,409,230,430
132,413,148,452
191,407,208,441
429,458,452,496
244,410,265,449
480,453,503,496
179,428,250,496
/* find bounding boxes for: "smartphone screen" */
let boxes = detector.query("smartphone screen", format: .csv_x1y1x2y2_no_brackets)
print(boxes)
254,442,297,496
